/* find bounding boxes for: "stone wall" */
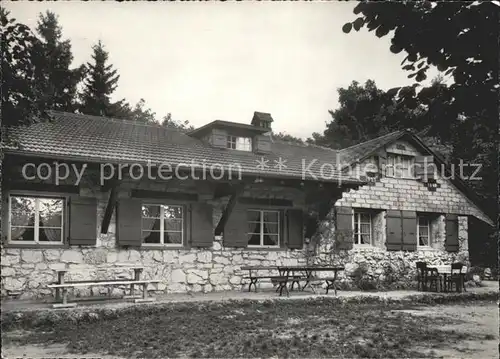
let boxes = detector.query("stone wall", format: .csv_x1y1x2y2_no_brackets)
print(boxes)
1,195,307,299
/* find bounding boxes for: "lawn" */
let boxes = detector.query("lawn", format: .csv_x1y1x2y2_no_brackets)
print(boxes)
3,297,498,358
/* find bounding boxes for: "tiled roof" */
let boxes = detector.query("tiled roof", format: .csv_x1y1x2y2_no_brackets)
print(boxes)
4,111,362,184
338,130,405,166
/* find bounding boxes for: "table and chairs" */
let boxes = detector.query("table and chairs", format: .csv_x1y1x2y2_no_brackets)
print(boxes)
416,262,467,293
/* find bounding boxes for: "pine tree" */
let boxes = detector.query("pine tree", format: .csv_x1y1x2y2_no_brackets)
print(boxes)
80,40,122,117
32,11,84,112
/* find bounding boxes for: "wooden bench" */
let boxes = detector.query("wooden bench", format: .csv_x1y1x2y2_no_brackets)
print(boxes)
47,268,160,308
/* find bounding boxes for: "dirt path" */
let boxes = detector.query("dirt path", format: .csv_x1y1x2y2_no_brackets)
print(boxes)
397,302,498,359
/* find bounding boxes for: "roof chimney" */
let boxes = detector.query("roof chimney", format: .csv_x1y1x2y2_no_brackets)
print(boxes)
251,111,273,131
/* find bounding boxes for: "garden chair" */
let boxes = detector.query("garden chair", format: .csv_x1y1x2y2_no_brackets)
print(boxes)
446,262,465,292
416,262,427,291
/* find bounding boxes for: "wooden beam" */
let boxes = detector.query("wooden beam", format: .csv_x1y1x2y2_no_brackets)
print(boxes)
214,184,244,235
101,185,118,234
7,182,80,194
130,189,198,202
237,197,293,207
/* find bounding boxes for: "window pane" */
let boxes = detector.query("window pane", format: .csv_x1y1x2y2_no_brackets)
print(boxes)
263,223,279,235
360,213,371,223
419,236,429,246
143,231,161,244
163,205,182,219
248,222,261,234
360,234,370,245
360,223,370,235
142,217,161,231
11,196,36,227
39,228,62,242
248,233,260,245
38,199,63,228
11,227,35,241
263,234,279,246
247,211,260,222
142,205,160,218
263,211,279,223
164,232,182,244
164,219,182,231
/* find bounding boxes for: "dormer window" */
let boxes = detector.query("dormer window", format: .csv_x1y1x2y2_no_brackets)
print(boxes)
227,136,252,151
386,154,415,178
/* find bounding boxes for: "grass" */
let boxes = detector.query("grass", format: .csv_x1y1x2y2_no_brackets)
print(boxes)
3,297,496,358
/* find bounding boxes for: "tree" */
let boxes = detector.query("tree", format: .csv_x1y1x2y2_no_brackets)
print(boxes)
272,132,304,144
160,113,194,132
1,9,47,129
79,40,123,117
312,80,423,149
118,99,157,123
32,11,84,112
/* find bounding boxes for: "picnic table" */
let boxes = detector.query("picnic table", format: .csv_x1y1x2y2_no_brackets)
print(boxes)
277,265,345,296
241,265,344,297
47,267,160,308
427,264,468,292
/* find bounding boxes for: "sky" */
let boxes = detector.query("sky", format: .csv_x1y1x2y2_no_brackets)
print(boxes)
6,2,436,138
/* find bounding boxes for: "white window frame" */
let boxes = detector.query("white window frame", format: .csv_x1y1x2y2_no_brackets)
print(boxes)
247,209,280,248
417,215,431,248
227,135,252,151
386,154,415,178
352,210,372,246
8,194,65,244
141,204,184,246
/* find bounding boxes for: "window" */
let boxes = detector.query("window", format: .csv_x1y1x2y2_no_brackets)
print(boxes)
247,210,280,247
8,195,64,244
142,204,183,246
227,136,252,151
353,211,372,246
386,154,415,178
417,216,431,247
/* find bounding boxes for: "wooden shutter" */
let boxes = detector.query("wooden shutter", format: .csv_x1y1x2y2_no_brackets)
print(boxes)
212,129,228,148
69,197,98,246
415,155,434,180
223,205,248,247
336,206,353,250
287,209,303,249
190,203,214,248
254,135,272,154
386,210,402,251
445,214,459,252
402,211,417,251
117,198,142,247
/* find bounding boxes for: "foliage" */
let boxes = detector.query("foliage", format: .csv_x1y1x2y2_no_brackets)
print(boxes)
160,112,194,132
0,9,48,129
273,132,304,144
79,40,124,117
32,11,84,112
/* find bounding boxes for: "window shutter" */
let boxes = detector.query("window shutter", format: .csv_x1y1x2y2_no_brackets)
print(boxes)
117,198,142,247
287,209,303,249
445,214,459,252
402,211,417,251
336,206,353,250
69,197,98,246
212,129,228,148
254,135,272,154
223,205,248,247
386,210,402,251
190,203,214,248
415,155,434,180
